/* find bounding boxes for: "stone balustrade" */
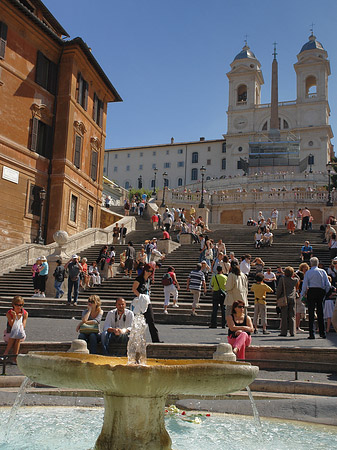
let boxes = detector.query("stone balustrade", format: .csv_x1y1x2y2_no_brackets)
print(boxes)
0,215,136,276
166,189,336,206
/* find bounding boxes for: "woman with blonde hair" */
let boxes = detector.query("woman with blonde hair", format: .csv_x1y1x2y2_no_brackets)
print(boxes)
76,295,103,354
225,262,248,308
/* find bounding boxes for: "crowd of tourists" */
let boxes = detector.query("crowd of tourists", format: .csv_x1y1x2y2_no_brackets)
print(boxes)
2,204,337,364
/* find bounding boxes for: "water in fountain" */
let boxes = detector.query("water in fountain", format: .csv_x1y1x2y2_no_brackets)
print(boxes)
127,314,147,365
1,406,336,449
4,377,33,443
127,293,150,365
246,385,262,431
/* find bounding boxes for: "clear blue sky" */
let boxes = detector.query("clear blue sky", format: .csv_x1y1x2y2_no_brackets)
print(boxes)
44,0,337,150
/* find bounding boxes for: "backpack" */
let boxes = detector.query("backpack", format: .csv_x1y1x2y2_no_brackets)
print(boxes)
162,273,173,286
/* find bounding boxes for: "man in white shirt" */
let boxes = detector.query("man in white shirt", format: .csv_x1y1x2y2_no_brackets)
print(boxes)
264,228,273,247
240,254,251,276
101,298,134,355
263,267,277,291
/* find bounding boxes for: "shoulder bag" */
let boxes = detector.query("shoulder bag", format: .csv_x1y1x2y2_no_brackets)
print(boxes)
79,322,99,334
276,277,288,308
215,275,226,299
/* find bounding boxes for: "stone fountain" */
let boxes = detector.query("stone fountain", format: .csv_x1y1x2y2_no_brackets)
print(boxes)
17,306,258,449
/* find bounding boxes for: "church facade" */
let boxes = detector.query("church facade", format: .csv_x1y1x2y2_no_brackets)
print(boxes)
105,34,333,190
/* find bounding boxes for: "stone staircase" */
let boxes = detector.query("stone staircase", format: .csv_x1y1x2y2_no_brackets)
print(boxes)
0,218,331,328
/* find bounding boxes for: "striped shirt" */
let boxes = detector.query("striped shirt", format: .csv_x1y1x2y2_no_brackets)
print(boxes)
188,270,205,291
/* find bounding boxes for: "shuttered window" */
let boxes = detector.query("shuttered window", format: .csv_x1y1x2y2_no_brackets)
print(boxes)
70,195,78,222
0,21,8,59
90,150,98,181
28,185,42,216
30,118,53,159
88,205,94,228
93,93,104,127
35,51,57,94
74,135,82,169
77,72,88,110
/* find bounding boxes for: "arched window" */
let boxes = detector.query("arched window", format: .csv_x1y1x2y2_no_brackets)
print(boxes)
191,168,198,180
222,158,226,170
222,142,226,153
306,76,317,97
237,84,247,102
178,178,183,186
125,181,130,189
192,152,198,163
164,178,169,187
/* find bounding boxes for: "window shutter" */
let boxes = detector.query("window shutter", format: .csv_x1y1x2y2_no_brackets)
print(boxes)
83,80,88,110
45,124,53,159
0,22,8,59
74,135,82,168
30,118,39,151
93,93,97,121
77,73,83,105
47,60,57,95
36,51,48,89
91,151,98,181
98,100,104,127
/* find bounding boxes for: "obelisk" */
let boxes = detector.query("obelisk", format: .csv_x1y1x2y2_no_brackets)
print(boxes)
269,43,280,141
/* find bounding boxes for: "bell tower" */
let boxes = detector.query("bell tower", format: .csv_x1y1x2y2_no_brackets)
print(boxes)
294,33,330,126
226,42,264,134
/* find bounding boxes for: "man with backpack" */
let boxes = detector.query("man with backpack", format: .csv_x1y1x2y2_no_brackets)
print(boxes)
209,265,227,328
162,266,180,314
53,259,65,299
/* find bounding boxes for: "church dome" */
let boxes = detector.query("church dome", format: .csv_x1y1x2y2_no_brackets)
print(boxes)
234,44,257,61
300,34,324,53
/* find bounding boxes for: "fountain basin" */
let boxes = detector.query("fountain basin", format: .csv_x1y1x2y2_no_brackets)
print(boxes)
17,352,258,450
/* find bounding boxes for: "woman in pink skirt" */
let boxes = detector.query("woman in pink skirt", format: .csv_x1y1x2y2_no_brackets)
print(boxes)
227,300,253,359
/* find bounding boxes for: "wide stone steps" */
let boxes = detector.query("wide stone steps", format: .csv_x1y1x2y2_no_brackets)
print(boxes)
0,223,330,327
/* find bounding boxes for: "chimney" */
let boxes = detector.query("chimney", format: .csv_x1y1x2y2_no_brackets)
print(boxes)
171,137,174,144
200,137,205,141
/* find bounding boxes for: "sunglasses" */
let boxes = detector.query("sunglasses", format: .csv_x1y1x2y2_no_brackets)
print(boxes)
88,300,95,304
236,305,245,309
14,304,24,307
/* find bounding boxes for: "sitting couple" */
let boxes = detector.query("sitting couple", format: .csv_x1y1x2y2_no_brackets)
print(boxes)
77,296,134,356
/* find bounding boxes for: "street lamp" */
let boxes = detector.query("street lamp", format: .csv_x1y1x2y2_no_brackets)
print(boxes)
308,154,313,173
199,166,206,208
161,171,168,207
35,187,46,244
326,162,333,206
152,167,158,196
138,175,143,189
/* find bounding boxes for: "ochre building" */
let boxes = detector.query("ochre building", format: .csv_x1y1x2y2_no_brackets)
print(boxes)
0,0,121,251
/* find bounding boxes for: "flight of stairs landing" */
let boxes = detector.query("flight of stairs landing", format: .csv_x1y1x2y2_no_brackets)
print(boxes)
0,223,331,328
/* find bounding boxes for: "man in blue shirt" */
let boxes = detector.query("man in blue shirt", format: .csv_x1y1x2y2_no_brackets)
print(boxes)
301,257,330,339
301,241,313,262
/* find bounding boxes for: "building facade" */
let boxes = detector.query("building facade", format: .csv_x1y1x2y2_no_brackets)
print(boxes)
0,0,121,251
104,34,333,189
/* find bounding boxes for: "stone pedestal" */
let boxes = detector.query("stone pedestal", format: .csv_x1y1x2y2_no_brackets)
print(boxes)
179,233,192,244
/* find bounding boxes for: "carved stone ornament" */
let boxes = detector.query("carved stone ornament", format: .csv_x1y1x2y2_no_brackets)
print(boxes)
30,103,52,121
90,136,101,152
73,120,87,135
